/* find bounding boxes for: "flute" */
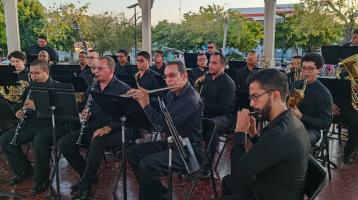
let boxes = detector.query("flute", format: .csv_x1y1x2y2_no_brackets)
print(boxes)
120,86,179,97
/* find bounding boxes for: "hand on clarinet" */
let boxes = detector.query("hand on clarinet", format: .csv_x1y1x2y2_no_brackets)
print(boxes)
15,109,26,119
81,108,92,121
332,103,340,115
235,109,252,133
23,99,35,111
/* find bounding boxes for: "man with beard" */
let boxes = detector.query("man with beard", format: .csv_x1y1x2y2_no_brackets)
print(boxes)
221,69,311,200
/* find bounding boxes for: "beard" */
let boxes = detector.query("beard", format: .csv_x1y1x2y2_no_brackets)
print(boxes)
255,98,271,122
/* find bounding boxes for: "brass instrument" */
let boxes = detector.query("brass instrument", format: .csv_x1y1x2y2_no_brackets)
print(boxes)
0,80,29,103
287,78,307,108
10,89,32,145
293,67,302,82
259,56,270,68
194,71,209,94
75,92,86,103
76,78,98,145
120,86,179,98
338,54,358,111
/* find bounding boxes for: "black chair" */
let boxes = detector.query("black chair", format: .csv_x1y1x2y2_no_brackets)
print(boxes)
304,155,328,200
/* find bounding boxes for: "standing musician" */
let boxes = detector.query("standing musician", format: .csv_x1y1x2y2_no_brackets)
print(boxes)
77,51,94,86
0,60,69,194
127,60,204,200
27,34,58,64
58,56,130,199
151,50,166,76
191,52,208,82
290,53,333,145
221,69,311,200
135,51,164,90
200,52,235,162
236,50,258,109
0,51,30,132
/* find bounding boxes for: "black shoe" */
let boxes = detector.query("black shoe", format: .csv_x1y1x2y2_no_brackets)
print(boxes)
9,170,33,185
343,152,353,165
30,181,49,195
72,189,91,200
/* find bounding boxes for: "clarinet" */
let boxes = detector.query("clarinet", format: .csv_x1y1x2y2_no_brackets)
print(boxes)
76,78,97,145
10,89,32,145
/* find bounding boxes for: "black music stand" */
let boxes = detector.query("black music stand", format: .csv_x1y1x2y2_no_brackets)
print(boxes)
30,82,79,200
26,54,38,64
321,46,358,65
0,65,20,86
50,64,81,77
89,91,156,200
115,75,138,89
318,78,351,109
228,60,246,70
0,98,18,123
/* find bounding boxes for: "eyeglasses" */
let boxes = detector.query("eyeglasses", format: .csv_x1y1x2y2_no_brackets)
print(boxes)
136,59,146,63
95,66,110,71
208,46,214,49
117,55,126,58
88,56,98,60
163,72,179,79
300,67,316,72
248,90,273,101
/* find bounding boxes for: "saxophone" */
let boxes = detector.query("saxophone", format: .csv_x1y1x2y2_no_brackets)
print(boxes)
76,78,98,145
194,71,209,94
339,54,358,111
0,80,29,103
287,78,307,108
9,89,32,145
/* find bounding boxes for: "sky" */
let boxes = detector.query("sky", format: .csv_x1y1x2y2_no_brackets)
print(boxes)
39,0,300,25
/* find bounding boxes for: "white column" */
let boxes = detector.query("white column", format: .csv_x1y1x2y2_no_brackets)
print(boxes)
3,0,21,53
263,0,276,67
138,0,154,55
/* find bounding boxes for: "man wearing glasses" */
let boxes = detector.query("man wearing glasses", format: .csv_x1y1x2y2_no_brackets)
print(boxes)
135,51,164,91
190,53,209,82
115,49,137,76
221,69,311,200
87,50,100,74
290,52,333,145
58,56,130,199
151,50,166,77
127,60,204,200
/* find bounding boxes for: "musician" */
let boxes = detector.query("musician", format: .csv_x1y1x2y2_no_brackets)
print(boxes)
190,52,208,81
344,29,358,46
58,56,130,199
115,49,136,76
319,64,336,77
287,55,302,85
27,34,58,63
200,52,235,161
0,60,68,194
127,60,204,200
135,51,164,90
290,53,333,145
207,41,217,55
38,50,50,64
151,50,166,76
236,50,258,109
87,49,100,73
77,51,94,86
221,69,311,200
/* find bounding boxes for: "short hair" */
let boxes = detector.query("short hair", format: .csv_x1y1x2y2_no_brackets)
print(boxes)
79,51,87,56
99,56,116,70
248,68,288,102
248,50,257,55
197,52,207,58
155,50,164,58
30,59,49,73
211,52,227,65
38,34,47,41
117,49,128,57
353,29,358,34
38,50,49,55
292,55,302,60
208,41,215,45
8,50,26,61
137,51,150,61
166,60,186,74
302,52,324,69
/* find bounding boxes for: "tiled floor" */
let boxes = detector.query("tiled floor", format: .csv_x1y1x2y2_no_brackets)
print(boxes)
0,132,357,200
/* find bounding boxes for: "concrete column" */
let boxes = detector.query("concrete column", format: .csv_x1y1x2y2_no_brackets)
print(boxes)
263,0,276,67
3,0,21,53
138,0,154,55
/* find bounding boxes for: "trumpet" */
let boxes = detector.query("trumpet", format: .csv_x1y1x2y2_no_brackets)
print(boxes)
76,78,98,145
10,89,32,145
120,86,179,98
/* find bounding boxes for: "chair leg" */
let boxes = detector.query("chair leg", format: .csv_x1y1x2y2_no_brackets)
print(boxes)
214,136,228,170
112,161,124,200
325,140,332,181
209,158,218,198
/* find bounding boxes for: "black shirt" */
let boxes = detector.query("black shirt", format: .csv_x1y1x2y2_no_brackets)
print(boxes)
201,72,235,118
143,82,203,144
88,77,131,131
115,62,138,76
78,65,94,86
8,67,30,111
191,67,208,82
150,63,166,77
136,68,164,90
231,110,311,200
236,66,258,109
292,79,333,130
27,45,59,63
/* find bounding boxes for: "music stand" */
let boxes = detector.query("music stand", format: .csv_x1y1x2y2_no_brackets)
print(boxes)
89,91,156,200
321,46,358,65
184,53,198,68
49,64,81,77
0,65,20,86
26,54,38,64
228,60,247,71
0,98,18,123
115,75,138,89
318,78,351,109
30,82,79,200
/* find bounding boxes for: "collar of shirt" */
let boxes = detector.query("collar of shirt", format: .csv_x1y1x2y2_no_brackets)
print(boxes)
95,76,117,92
168,81,191,98
210,71,225,81
266,109,291,128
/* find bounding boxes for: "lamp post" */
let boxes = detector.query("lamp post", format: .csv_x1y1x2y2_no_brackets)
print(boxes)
127,3,139,56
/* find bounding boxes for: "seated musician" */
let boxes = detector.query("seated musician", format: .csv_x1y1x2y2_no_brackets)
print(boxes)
150,50,166,76
287,55,302,86
127,60,204,200
135,51,164,90
190,52,208,82
58,56,130,199
77,51,94,86
115,49,137,76
38,50,51,64
221,69,311,200
0,60,69,194
290,53,333,145
200,52,235,161
87,49,100,74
